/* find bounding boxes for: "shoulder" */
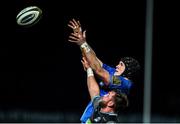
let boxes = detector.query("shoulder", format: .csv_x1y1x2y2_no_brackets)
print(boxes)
102,63,116,74
92,95,101,109
92,95,101,104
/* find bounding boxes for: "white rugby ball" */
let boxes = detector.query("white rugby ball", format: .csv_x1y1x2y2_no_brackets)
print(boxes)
16,6,42,26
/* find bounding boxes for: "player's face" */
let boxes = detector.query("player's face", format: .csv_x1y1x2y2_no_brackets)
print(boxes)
114,61,126,76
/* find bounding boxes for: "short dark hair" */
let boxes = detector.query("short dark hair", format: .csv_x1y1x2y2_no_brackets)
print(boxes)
121,57,140,78
113,91,129,113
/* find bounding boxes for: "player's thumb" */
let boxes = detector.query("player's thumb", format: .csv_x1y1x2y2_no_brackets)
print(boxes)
83,30,86,38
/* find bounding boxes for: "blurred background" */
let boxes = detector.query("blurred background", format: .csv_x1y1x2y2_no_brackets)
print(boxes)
0,0,179,122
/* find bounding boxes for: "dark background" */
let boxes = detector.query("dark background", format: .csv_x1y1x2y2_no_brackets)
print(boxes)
0,0,179,122
151,0,180,122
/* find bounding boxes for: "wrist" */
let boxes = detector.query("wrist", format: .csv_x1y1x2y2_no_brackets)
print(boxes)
80,42,90,53
78,39,86,45
87,67,94,77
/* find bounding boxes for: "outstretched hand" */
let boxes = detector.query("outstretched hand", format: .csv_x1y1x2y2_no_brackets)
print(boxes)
68,19,82,33
68,19,86,45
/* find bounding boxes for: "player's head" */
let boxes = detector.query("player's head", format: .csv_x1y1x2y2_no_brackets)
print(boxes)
115,57,140,78
100,90,128,113
112,89,129,113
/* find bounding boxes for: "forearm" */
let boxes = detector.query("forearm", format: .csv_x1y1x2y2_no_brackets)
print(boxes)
80,42,102,72
87,68,100,100
81,42,110,84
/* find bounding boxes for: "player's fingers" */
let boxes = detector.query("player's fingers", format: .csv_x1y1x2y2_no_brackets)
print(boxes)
69,20,76,27
69,35,79,40
83,30,86,38
67,24,74,29
77,20,81,26
71,33,79,37
73,18,79,27
68,39,78,42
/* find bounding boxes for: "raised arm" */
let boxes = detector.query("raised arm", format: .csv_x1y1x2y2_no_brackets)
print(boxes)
68,19,110,85
81,57,99,100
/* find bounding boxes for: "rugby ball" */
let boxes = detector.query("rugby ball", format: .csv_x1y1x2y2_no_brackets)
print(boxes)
16,6,42,26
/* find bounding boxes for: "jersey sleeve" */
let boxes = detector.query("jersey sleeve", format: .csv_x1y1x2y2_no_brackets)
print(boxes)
92,96,101,110
102,63,116,75
102,63,116,84
102,63,133,95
